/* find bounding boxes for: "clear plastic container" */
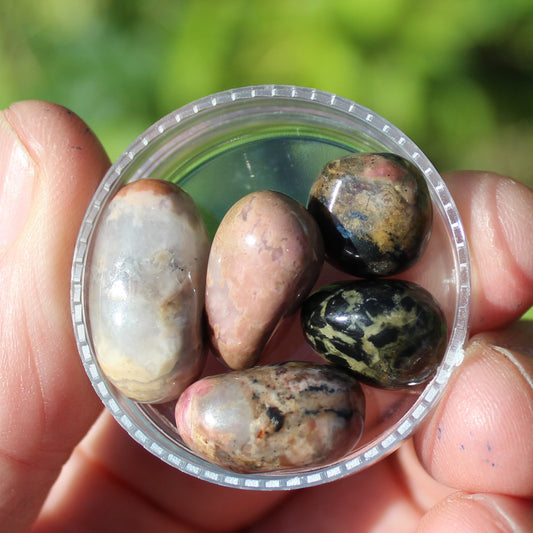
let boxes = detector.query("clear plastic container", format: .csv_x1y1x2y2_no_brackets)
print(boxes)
71,85,471,490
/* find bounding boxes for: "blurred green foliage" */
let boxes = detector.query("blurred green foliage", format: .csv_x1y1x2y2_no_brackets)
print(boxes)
1,0,532,319
1,0,532,185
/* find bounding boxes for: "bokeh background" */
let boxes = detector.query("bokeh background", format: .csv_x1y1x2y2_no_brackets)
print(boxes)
1,0,532,316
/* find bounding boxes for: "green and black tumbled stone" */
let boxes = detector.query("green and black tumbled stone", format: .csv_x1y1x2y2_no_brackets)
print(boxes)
301,279,447,389
307,152,433,278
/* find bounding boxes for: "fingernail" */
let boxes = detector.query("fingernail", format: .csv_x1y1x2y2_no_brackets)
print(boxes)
473,321,533,358
459,494,520,533
0,109,36,251
468,331,533,394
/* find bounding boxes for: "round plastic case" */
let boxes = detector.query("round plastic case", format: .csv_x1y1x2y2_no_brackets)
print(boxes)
71,85,470,490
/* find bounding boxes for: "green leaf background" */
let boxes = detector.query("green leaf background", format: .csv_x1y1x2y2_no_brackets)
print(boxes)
1,0,532,318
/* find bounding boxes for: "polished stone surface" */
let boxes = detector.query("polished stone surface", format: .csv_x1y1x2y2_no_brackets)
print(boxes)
175,362,365,473
89,179,210,403
301,279,447,389
308,152,432,277
206,190,324,370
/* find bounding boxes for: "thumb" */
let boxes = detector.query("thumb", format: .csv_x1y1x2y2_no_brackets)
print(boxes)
0,101,110,531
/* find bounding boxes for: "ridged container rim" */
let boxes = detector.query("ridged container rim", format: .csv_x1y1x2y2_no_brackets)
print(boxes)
71,84,471,490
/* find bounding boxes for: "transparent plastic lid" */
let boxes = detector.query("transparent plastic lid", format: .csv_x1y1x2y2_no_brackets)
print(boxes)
71,85,470,490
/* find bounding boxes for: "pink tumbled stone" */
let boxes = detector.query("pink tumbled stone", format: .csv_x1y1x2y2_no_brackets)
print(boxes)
205,190,324,370
175,362,365,473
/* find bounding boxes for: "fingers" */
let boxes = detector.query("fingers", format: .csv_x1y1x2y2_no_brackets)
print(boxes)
415,321,533,497
36,169,533,531
413,171,533,517
34,420,198,533
247,458,421,533
37,412,288,532
413,171,533,495
0,101,110,531
417,493,533,533
444,171,533,333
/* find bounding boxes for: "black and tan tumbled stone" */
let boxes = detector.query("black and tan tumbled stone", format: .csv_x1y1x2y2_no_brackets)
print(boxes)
301,279,447,389
307,152,433,278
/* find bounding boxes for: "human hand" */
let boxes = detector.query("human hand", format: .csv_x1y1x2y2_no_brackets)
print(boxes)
1,101,532,533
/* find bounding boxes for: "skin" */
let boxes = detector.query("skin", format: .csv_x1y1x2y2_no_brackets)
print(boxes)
0,100,532,532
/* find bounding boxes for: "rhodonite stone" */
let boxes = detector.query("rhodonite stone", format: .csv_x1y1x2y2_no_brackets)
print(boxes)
301,279,447,389
307,152,432,277
206,190,324,370
88,179,210,403
175,362,365,473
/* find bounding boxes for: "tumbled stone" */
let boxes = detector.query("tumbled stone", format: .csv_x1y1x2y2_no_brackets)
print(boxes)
206,190,324,370
175,362,365,473
88,179,210,403
308,152,432,277
301,279,447,389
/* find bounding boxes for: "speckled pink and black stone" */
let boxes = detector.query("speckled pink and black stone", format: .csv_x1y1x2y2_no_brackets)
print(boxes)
308,152,432,278
205,190,324,370
175,362,365,473
88,179,210,403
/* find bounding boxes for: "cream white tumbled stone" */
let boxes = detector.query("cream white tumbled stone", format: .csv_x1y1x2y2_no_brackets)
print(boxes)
89,179,210,403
